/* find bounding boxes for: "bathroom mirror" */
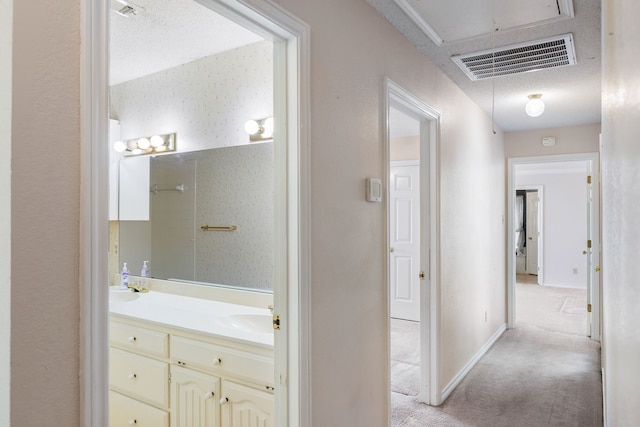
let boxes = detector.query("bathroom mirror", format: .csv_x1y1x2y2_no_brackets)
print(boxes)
108,10,275,292
117,142,274,291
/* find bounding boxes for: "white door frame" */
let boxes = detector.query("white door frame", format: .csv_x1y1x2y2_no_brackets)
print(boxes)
385,78,441,408
515,185,544,283
80,1,311,426
507,153,600,341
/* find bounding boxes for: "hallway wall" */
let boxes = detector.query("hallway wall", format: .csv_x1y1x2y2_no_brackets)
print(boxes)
9,0,81,425
276,0,506,422
505,123,600,158
0,0,12,423
602,0,640,424
6,0,506,425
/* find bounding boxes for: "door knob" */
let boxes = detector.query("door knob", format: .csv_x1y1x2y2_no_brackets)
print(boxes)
583,250,587,254
390,247,394,253
595,266,601,272
528,237,533,240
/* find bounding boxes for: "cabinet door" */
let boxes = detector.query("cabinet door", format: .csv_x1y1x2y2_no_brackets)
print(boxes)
220,381,273,427
171,365,220,427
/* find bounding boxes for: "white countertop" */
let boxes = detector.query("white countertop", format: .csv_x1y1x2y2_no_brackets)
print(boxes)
109,288,274,348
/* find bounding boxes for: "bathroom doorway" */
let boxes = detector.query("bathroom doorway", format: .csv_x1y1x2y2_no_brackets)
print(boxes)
82,0,310,425
385,79,441,415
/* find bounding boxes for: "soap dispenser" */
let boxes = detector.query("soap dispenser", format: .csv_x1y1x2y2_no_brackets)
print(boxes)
120,262,129,290
141,261,150,278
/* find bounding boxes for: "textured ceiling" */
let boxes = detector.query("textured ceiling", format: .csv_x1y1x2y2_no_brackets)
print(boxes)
369,0,602,132
109,0,263,85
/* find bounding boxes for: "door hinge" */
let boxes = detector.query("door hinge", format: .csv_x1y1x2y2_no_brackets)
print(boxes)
587,175,592,184
168,372,171,384
273,314,281,330
419,271,425,280
587,304,592,313
587,240,592,248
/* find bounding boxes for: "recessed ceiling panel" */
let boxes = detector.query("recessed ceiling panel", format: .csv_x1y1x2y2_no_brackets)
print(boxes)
110,0,263,85
394,0,574,45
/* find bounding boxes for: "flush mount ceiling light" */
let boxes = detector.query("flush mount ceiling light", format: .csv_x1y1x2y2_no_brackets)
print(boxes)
113,133,177,156
244,117,274,142
525,94,545,117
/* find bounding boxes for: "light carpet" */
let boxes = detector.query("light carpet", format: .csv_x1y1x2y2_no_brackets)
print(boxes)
390,283,602,426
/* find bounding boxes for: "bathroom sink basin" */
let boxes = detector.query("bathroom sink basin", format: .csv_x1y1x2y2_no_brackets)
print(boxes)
110,289,141,303
215,314,273,335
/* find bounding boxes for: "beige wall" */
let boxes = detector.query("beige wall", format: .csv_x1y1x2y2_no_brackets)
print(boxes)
275,0,506,423
390,135,419,161
0,0,12,423
505,123,600,158
7,0,508,425
11,0,81,425
602,0,640,424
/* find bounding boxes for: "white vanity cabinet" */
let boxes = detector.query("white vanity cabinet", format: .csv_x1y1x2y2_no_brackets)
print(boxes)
170,335,275,427
109,316,274,427
109,320,170,427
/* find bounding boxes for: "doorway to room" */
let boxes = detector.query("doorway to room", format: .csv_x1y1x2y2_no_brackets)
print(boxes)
508,155,600,340
82,0,310,425
385,79,441,417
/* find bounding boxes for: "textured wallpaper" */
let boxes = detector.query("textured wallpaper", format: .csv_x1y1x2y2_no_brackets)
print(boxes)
110,40,273,153
111,40,274,290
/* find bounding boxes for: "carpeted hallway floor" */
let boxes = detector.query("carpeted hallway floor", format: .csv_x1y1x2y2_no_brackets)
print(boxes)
390,279,602,426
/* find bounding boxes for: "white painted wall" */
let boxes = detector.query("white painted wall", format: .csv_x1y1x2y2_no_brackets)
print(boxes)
516,166,588,288
10,0,81,425
602,0,640,424
0,0,12,423
277,0,506,423
505,123,600,158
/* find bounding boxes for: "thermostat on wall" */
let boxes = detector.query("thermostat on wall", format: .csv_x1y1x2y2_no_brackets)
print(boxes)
542,136,556,147
366,178,382,202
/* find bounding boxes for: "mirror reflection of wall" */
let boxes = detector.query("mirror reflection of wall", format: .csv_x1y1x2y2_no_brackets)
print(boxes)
109,18,274,290
119,143,274,290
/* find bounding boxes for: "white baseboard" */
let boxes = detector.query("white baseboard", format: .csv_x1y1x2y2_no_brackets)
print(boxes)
441,323,507,401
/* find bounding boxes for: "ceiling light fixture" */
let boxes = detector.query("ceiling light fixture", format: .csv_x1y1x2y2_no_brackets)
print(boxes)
525,94,545,117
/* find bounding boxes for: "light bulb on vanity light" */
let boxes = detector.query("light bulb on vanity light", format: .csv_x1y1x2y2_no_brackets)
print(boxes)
244,119,261,135
525,94,545,117
137,137,151,149
113,140,127,153
150,135,164,148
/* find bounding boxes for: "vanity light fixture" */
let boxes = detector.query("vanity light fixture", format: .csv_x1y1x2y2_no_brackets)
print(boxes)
525,94,545,117
244,117,274,142
113,133,177,156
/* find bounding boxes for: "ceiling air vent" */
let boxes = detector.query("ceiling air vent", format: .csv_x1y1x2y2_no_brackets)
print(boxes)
452,33,577,81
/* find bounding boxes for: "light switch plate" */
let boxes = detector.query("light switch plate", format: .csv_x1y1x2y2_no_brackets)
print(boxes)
366,178,382,202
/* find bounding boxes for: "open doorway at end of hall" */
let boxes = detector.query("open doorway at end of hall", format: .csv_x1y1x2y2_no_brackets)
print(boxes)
510,158,599,339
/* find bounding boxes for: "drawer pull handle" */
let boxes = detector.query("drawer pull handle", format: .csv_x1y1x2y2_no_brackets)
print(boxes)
220,397,229,405
128,419,137,425
205,391,214,399
212,358,221,366
128,336,137,343
128,373,137,380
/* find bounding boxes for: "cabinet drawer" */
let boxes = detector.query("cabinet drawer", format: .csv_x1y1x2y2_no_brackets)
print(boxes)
109,390,169,427
110,320,169,359
171,336,274,387
110,347,169,408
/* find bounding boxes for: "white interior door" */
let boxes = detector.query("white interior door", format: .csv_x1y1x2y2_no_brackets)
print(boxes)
389,163,420,321
526,191,539,277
